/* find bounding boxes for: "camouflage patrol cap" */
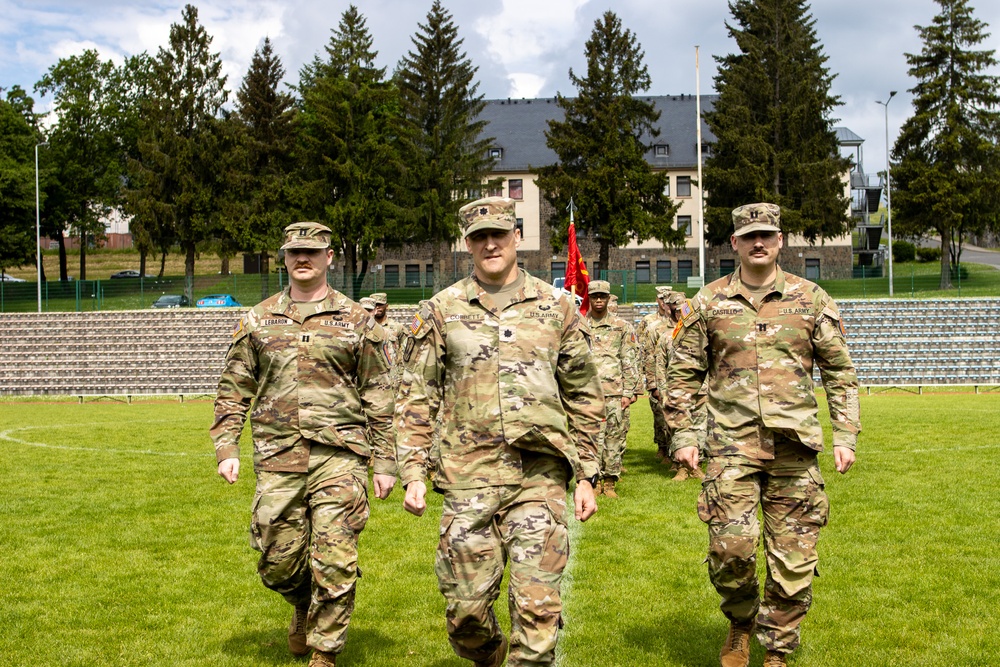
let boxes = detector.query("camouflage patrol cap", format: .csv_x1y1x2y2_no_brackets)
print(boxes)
359,297,375,311
609,294,618,303
459,196,517,238
667,291,686,306
588,280,611,295
281,221,332,250
370,292,388,305
732,203,781,237
655,285,673,299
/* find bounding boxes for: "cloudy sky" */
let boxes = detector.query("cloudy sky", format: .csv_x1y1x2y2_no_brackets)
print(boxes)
2,0,999,175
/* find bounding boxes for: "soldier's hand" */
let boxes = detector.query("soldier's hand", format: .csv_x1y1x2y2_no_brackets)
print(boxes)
574,481,598,522
373,474,396,499
834,446,855,474
620,396,631,410
403,480,427,517
218,458,240,484
674,446,699,470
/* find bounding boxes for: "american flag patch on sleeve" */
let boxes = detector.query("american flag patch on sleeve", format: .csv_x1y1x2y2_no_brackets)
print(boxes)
410,312,425,334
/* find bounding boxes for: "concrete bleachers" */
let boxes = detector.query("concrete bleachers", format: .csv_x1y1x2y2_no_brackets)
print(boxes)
1,297,998,396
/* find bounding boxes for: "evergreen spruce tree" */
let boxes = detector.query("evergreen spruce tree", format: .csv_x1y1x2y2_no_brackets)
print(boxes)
395,0,494,290
125,4,228,296
703,0,849,247
297,5,404,299
892,0,1000,289
0,92,39,273
535,11,682,271
224,37,298,299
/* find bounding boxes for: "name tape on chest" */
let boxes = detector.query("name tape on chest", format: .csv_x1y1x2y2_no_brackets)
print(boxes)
261,317,293,327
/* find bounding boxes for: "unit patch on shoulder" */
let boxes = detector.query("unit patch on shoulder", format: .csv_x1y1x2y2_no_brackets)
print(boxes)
232,318,245,339
671,319,684,340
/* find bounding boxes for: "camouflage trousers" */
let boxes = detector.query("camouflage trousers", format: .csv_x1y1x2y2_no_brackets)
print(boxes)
597,397,627,479
697,439,829,653
436,453,570,666
648,394,670,453
250,445,370,654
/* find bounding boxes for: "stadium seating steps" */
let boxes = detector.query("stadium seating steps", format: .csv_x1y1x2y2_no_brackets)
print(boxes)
1,298,998,396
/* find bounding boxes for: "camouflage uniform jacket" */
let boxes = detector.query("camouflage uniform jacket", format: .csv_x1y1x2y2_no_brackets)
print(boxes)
665,267,860,458
394,271,605,489
211,288,396,475
586,312,640,399
640,312,677,393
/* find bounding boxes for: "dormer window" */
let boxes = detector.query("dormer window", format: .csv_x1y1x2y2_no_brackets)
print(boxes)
489,147,503,160
654,144,669,157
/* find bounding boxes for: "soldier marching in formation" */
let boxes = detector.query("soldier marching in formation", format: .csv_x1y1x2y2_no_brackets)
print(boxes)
664,203,860,667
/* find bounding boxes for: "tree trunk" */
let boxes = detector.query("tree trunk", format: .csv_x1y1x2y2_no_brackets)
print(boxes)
600,239,611,281
939,234,952,290
184,242,196,300
432,241,443,292
79,230,87,281
159,250,167,278
345,244,359,300
220,256,230,276
57,235,68,281
260,253,271,302
139,249,147,278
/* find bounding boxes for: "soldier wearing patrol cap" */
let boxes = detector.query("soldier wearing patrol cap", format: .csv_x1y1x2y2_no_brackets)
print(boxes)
664,203,860,667
359,296,376,312
637,285,677,463
585,280,639,497
394,196,605,666
212,221,397,667
370,292,405,382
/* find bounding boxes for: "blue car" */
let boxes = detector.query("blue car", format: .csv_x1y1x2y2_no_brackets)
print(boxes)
196,294,242,308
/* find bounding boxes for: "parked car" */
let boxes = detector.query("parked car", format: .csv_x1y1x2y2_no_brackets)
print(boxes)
151,294,190,308
196,294,241,308
1,274,27,282
551,277,584,306
111,270,155,279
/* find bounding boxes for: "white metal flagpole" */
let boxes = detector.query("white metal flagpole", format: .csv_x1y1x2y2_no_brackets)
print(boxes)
695,46,706,284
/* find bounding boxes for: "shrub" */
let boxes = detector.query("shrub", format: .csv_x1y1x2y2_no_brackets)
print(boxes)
892,240,916,263
917,246,942,262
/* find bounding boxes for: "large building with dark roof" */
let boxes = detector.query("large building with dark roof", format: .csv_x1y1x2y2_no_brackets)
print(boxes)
373,94,859,287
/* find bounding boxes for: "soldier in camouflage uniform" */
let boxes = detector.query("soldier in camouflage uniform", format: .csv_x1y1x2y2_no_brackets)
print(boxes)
585,280,640,498
653,291,706,481
212,222,397,667
637,286,678,464
359,296,376,312
371,292,406,386
395,197,604,667
664,203,860,667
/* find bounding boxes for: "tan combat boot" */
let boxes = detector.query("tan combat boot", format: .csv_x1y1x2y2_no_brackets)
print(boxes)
673,466,690,481
654,449,666,462
603,479,619,498
474,635,508,667
763,650,787,667
308,649,337,667
288,602,310,656
594,479,604,496
719,620,754,667
691,465,706,480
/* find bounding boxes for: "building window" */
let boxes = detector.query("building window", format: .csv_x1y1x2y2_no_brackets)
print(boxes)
384,264,399,288
489,147,503,160
591,261,603,280
516,218,524,235
487,182,502,197
551,261,566,284
720,259,736,276
405,264,421,287
636,260,651,283
508,179,523,200
678,260,693,281
676,176,692,198
663,180,670,197
678,215,693,236
425,263,434,286
805,258,821,281
656,260,672,283
654,144,669,157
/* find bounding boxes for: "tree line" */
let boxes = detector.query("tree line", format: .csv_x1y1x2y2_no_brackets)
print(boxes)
1,0,998,293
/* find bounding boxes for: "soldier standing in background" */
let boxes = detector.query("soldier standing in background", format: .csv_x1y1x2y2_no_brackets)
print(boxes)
637,286,678,465
665,203,860,667
211,222,397,667
359,296,376,313
394,197,604,667
585,280,640,497
370,292,405,349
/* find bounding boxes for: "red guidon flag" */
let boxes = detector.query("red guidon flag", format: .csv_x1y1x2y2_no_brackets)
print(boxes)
565,220,590,315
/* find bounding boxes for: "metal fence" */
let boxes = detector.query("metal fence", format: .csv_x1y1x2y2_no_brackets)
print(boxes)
0,262,979,312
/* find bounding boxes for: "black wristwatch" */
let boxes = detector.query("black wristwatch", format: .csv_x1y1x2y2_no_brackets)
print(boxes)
582,474,599,488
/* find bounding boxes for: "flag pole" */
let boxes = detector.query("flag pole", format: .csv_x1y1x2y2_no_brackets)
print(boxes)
695,45,706,283
568,198,577,301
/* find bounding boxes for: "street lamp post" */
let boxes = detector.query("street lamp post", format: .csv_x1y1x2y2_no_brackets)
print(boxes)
876,91,897,296
35,141,48,313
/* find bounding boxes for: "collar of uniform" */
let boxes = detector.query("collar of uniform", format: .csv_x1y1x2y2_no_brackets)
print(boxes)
271,287,347,321
466,269,539,308
587,312,613,327
724,265,787,302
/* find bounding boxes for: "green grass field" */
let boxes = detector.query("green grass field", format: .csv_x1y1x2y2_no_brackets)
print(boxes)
1,393,998,666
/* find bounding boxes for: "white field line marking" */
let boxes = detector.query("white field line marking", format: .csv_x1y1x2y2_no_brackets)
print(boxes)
0,421,210,457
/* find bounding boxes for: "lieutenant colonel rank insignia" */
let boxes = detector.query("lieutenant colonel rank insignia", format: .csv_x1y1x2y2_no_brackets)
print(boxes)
499,326,516,343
